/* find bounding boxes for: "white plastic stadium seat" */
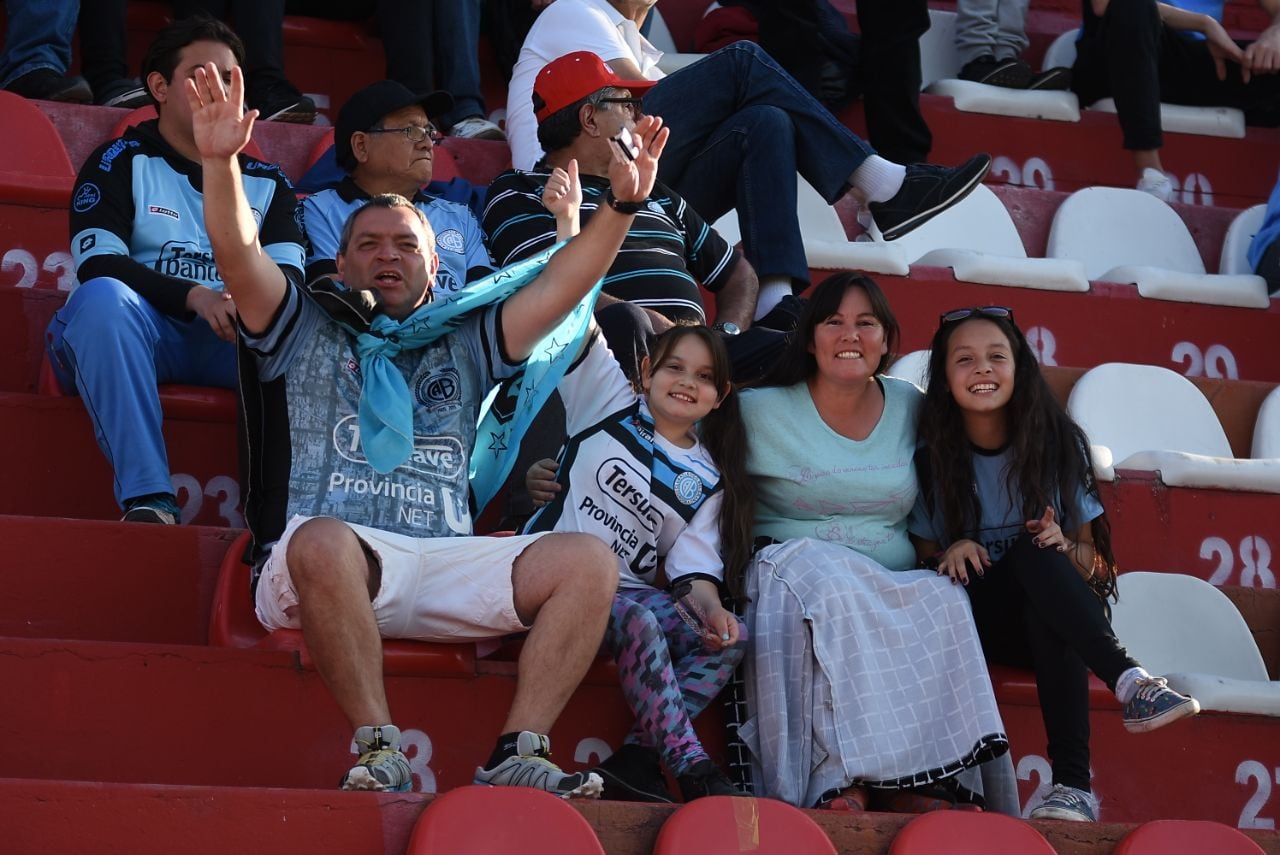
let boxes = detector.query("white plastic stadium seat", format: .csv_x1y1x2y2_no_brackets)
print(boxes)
711,178,911,276
901,185,1090,291
1254,386,1280,459
1220,205,1266,275
1067,362,1280,492
1046,187,1270,307
1041,30,1245,138
648,8,704,73
885,350,930,390
1110,572,1279,716
921,10,1080,122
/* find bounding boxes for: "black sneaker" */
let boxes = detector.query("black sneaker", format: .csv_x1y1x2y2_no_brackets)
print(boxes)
250,78,316,124
1027,66,1073,91
96,78,150,109
677,759,744,802
121,505,177,525
869,154,992,242
592,744,673,803
755,294,806,332
958,56,1032,89
5,68,92,103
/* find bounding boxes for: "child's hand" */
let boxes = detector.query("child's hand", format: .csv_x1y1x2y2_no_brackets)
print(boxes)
701,603,742,651
527,458,561,507
541,159,582,223
1025,506,1067,551
938,539,989,585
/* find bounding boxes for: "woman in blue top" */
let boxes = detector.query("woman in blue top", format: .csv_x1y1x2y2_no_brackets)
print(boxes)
738,273,1009,812
910,307,1200,822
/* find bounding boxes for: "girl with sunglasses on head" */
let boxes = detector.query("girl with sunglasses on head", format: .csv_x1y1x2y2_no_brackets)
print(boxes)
524,322,754,804
910,307,1200,823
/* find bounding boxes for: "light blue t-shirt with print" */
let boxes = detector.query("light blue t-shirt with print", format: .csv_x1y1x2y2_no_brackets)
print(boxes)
741,377,922,572
907,445,1104,564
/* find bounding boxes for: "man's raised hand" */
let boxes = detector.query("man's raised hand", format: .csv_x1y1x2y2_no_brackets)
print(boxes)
608,114,668,204
186,63,258,162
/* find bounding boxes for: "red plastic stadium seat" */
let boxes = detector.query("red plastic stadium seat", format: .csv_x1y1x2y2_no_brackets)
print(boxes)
655,796,837,855
889,811,1055,854
208,529,474,677
407,786,605,855
0,90,75,205
1114,820,1266,854
110,105,268,161
304,127,335,173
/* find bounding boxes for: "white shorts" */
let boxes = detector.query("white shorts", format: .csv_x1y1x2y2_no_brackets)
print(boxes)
255,515,550,641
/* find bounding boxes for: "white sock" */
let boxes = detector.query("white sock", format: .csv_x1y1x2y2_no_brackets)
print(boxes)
850,156,907,204
754,277,792,320
1114,666,1150,704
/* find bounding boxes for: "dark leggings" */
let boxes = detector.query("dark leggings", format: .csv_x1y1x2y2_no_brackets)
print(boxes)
1073,0,1280,151
965,533,1139,792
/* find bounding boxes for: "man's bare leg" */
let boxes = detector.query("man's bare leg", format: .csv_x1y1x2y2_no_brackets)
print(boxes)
505,532,617,734
286,516,390,727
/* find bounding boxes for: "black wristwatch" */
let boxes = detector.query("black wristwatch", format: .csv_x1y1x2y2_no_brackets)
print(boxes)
712,321,741,336
606,190,643,214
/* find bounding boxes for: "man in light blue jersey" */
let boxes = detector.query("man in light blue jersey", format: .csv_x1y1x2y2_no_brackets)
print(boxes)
189,56,670,797
302,80,495,296
45,16,304,524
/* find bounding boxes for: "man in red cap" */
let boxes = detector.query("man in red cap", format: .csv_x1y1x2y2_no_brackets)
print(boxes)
484,50,785,385
505,33,990,326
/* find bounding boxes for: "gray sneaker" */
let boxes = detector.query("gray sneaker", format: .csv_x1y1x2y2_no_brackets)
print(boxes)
341,725,412,792
473,731,603,799
1029,784,1096,822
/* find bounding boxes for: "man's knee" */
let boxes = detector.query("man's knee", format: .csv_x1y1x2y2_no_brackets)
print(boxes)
286,517,376,595
60,277,150,338
545,532,617,599
734,104,792,139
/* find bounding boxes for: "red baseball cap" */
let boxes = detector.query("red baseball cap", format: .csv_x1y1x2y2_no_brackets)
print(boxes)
532,51,657,123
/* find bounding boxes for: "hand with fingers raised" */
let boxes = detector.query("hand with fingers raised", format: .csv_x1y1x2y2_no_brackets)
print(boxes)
185,63,259,162
608,114,668,204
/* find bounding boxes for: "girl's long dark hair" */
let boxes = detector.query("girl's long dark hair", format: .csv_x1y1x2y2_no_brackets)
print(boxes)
645,326,755,599
917,314,1118,600
756,271,900,388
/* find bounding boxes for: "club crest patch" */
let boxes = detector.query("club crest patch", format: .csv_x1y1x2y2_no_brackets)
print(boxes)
436,228,465,254
673,471,703,505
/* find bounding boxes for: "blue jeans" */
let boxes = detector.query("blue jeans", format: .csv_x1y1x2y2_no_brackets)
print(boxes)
643,42,875,286
429,0,486,125
45,277,237,507
0,0,78,87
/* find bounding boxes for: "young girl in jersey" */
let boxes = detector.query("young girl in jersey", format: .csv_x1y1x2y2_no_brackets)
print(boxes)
909,307,1200,822
523,323,753,803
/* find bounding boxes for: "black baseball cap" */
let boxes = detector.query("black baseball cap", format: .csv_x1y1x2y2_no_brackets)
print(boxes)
335,80,454,172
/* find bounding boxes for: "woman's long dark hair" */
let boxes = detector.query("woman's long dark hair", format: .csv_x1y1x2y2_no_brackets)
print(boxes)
756,271,900,388
644,326,755,599
917,314,1118,600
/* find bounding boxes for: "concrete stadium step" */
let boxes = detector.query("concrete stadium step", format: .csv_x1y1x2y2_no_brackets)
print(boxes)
0,392,238,525
0,515,236,644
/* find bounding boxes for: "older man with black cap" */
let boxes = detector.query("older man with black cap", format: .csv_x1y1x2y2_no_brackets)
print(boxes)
302,80,494,295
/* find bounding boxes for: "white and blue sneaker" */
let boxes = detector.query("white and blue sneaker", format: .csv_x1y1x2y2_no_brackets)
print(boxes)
1123,676,1200,733
341,725,413,792
1030,784,1097,822
473,731,603,799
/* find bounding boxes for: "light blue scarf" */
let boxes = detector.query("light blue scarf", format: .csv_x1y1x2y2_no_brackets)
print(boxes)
335,240,602,511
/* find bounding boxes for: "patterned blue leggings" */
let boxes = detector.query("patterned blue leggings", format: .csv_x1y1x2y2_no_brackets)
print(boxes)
605,586,747,775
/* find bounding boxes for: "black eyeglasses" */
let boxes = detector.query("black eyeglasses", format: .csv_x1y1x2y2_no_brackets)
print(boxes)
939,306,1015,327
364,124,442,144
592,94,644,119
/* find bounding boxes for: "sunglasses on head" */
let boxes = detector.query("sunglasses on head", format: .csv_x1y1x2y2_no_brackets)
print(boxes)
938,306,1015,327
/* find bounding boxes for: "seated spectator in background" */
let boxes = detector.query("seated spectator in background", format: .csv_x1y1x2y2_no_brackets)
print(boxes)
191,59,670,795
79,0,150,108
1,0,91,101
44,15,304,524
505,0,991,323
486,52,784,383
286,0,506,139
698,0,934,164
954,0,1071,89
1073,0,1280,200
176,0,316,122
302,81,494,294
1250,169,1280,294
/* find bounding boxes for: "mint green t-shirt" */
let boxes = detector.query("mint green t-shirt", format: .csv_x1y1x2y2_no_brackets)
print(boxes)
741,377,923,571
